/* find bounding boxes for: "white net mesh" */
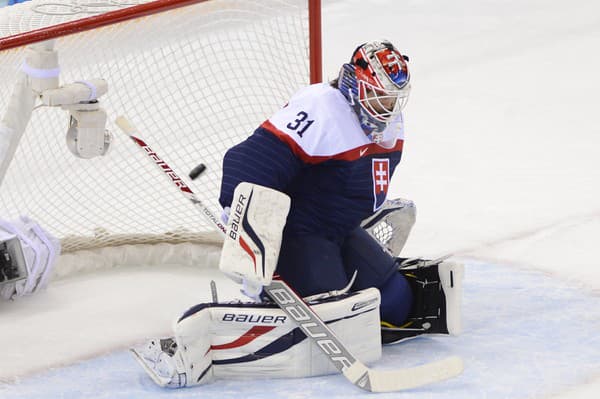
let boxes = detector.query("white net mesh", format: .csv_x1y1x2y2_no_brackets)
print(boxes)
0,0,311,253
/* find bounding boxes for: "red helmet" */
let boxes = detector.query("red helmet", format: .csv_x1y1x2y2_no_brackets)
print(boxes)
339,40,411,140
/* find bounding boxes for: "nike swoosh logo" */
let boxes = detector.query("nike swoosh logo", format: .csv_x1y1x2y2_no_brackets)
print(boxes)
352,298,378,311
359,148,368,157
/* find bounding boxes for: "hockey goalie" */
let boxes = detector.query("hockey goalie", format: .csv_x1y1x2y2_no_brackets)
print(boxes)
131,40,464,388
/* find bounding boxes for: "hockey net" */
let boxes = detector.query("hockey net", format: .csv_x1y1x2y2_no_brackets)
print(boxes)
0,0,320,264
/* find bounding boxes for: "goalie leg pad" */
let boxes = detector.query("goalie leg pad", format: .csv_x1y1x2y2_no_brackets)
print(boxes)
133,288,382,388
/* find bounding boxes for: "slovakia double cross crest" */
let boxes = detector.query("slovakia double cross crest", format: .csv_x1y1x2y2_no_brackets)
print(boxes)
372,159,390,211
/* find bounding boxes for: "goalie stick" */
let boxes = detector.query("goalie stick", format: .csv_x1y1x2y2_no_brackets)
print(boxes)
115,116,464,392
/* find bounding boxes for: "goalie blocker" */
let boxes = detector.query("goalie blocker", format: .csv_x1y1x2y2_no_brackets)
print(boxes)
218,182,290,300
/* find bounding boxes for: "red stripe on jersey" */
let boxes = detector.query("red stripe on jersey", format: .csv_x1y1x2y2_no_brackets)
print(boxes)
261,120,403,164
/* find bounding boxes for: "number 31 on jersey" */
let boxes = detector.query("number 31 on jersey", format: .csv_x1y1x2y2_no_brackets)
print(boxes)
286,111,314,137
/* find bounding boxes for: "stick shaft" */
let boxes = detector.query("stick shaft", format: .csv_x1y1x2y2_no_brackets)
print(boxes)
115,116,226,235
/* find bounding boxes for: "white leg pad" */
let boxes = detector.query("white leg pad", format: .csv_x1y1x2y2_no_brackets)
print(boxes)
138,288,382,387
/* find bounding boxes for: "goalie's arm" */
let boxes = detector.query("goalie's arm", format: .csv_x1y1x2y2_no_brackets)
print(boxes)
219,127,302,209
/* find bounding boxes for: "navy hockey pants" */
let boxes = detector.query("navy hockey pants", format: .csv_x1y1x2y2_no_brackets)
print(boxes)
276,227,413,326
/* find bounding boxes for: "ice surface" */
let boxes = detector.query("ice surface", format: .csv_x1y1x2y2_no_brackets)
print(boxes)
2,262,600,399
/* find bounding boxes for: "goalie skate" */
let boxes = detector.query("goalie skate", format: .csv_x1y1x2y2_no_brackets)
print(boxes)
130,338,187,388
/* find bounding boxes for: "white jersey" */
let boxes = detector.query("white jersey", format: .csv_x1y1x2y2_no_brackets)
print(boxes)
265,83,404,162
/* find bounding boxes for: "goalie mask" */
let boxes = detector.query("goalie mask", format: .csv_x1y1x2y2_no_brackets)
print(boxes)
338,40,411,142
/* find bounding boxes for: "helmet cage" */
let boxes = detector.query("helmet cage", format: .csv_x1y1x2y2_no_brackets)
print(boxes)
338,64,387,137
356,79,410,124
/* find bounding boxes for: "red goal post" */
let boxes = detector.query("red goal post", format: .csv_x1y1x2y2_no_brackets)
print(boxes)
0,0,322,258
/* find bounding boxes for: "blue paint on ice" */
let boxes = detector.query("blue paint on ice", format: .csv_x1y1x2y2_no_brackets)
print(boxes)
2,261,600,399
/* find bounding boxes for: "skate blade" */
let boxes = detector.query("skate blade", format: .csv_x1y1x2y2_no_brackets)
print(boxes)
130,347,171,387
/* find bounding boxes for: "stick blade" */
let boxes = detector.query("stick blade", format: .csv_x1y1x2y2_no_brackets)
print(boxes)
367,355,464,392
